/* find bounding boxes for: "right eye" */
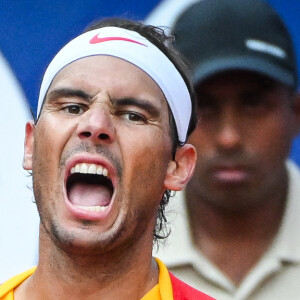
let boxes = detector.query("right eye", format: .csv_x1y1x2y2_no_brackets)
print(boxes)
197,97,218,118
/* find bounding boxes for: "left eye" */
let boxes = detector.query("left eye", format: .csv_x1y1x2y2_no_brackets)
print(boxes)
63,105,84,115
122,112,146,123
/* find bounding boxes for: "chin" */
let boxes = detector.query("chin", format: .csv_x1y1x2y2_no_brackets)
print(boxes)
46,213,131,255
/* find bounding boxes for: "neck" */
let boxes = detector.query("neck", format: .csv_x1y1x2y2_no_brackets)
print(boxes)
186,171,288,285
16,228,158,300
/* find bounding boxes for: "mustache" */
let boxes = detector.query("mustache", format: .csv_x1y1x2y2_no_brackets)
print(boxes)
60,142,122,178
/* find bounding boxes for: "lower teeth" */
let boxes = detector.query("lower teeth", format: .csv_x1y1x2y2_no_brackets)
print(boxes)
76,205,107,212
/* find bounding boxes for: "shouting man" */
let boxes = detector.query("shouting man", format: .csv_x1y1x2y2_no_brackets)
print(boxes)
0,18,213,300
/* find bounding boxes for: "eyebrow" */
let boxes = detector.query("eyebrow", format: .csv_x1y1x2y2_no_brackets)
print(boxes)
196,92,216,103
46,88,92,103
46,88,161,117
113,98,161,118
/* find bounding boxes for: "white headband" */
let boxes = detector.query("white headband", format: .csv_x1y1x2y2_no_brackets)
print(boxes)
37,27,191,142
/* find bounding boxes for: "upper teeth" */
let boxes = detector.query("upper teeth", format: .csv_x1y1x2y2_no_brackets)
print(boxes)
70,163,108,177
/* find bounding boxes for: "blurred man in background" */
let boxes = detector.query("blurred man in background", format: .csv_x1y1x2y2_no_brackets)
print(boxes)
154,0,300,299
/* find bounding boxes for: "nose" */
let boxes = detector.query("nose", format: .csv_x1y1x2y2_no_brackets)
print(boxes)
76,106,115,144
215,111,242,152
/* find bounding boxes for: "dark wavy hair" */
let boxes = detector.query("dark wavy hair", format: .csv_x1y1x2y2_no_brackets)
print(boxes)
84,18,197,244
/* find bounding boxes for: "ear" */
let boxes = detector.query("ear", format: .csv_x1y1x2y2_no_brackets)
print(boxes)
23,121,35,170
164,143,197,191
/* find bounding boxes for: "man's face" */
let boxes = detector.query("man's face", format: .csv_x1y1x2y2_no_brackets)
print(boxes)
24,55,183,254
187,71,300,211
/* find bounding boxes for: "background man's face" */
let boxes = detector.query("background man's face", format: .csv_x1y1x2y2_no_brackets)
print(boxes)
187,71,299,211
25,55,175,255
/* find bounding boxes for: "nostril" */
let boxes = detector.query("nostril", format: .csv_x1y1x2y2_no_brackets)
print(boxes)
81,132,92,138
78,131,110,140
99,133,109,140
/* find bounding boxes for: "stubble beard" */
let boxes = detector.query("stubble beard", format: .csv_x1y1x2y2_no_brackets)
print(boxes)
35,178,154,261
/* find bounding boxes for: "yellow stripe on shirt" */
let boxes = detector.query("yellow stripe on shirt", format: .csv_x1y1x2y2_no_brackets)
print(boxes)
0,259,174,300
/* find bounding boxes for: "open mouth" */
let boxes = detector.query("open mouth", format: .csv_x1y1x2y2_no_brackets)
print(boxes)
66,163,114,213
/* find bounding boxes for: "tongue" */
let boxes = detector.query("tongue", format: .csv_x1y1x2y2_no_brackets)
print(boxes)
68,182,111,207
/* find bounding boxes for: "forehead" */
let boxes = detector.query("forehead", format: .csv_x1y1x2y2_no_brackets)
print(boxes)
193,72,296,123
47,55,167,107
195,70,293,103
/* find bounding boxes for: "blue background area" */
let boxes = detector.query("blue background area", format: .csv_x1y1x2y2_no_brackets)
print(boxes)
266,0,300,164
0,0,299,164
0,1,160,113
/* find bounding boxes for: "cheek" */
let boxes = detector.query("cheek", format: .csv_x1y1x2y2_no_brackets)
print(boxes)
32,125,59,191
34,116,75,162
32,118,73,189
120,134,171,198
249,114,293,159
188,127,211,159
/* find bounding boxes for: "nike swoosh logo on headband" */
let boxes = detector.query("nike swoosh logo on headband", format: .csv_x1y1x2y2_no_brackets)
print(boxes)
90,34,147,46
